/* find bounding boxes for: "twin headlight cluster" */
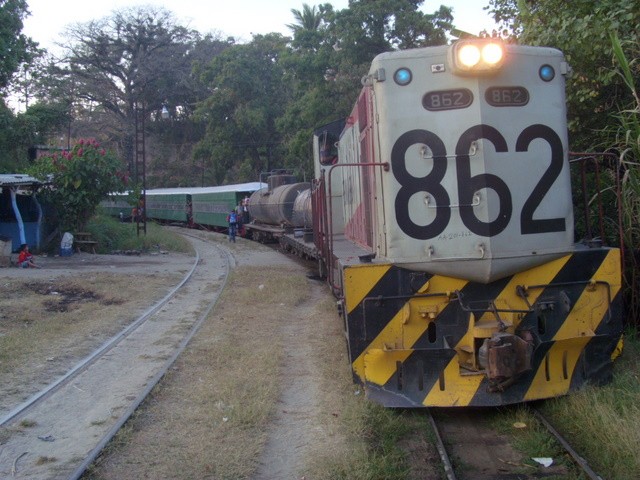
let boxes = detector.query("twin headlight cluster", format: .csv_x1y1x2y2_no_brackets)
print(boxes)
392,40,506,86
391,40,557,85
452,41,505,73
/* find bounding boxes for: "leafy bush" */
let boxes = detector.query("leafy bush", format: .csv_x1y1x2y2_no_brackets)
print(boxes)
29,139,127,232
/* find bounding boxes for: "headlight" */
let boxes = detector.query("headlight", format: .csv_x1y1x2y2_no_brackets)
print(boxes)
450,40,505,75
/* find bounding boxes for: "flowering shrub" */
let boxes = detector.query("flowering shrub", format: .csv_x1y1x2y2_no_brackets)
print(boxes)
30,139,128,231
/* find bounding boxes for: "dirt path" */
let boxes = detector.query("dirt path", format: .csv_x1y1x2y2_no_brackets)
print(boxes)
253,280,325,478
72,231,351,479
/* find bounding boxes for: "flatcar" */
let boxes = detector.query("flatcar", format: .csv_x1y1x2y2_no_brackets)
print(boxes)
248,39,624,407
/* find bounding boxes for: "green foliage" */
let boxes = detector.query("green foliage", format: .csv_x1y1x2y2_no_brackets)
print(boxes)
0,0,36,91
29,139,127,231
0,100,71,173
86,214,192,253
194,33,291,183
315,401,411,479
607,33,640,321
487,0,639,149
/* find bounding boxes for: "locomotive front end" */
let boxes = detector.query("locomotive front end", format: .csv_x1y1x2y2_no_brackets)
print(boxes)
331,41,624,407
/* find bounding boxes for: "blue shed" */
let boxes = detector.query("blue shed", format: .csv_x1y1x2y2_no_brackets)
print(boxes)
0,174,43,252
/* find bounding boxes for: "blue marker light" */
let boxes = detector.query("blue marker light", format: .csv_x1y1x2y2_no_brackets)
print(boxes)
394,68,412,86
539,64,555,82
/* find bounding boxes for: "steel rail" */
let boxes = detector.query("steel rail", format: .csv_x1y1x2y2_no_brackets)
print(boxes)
0,249,201,427
531,407,604,480
67,237,231,480
427,409,457,480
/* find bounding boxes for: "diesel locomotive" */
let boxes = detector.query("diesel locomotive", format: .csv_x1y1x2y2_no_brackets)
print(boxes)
247,39,624,407
109,39,624,408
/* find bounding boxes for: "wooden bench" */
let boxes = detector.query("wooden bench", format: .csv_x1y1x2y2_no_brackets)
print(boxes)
74,232,98,254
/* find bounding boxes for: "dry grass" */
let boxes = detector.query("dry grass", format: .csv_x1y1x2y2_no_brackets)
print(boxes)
84,244,432,480
87,264,314,479
0,272,183,412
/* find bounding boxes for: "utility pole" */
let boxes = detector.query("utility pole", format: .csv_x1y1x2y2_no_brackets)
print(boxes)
134,102,147,236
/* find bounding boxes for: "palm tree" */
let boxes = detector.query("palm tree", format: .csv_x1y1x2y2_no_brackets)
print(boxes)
287,4,322,33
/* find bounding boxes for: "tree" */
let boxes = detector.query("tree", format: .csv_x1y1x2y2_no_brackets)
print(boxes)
330,0,452,66
55,6,200,175
0,0,35,92
287,4,323,33
487,0,640,149
194,34,291,184
28,139,127,231
0,0,42,172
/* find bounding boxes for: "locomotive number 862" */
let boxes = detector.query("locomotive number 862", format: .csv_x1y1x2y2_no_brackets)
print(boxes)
308,39,623,407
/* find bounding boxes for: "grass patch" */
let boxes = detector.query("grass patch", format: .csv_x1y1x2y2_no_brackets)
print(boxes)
538,330,640,479
491,406,577,475
84,214,192,254
87,262,310,479
314,402,412,480
488,330,640,479
19,419,37,428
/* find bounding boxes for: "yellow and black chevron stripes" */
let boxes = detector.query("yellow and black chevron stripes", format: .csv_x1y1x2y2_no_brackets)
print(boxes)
342,248,623,407
522,248,622,401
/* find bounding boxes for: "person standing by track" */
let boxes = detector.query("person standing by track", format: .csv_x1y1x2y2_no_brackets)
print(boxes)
227,210,238,242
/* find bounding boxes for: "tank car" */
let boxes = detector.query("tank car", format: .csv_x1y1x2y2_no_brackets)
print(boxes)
310,39,624,407
246,172,313,245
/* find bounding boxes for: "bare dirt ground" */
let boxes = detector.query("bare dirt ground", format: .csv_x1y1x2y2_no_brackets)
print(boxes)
84,231,356,479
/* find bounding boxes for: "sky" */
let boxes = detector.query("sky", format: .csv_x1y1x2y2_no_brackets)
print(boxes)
22,0,497,50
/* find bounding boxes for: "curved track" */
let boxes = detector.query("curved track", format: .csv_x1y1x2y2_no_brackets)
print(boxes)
0,235,229,480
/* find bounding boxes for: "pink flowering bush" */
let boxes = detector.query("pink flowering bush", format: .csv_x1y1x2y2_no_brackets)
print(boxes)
30,139,127,231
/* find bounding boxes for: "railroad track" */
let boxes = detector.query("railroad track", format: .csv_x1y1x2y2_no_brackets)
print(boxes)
427,406,604,480
0,234,230,480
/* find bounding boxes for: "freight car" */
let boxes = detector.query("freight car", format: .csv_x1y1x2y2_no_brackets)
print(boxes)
247,39,624,407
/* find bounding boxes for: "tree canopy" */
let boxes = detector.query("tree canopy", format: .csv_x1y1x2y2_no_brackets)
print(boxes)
0,0,34,91
488,0,640,149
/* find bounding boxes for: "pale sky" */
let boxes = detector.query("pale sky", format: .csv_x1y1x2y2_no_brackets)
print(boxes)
23,0,497,50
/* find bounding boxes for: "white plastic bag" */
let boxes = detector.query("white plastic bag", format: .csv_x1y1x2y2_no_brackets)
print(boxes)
61,232,74,249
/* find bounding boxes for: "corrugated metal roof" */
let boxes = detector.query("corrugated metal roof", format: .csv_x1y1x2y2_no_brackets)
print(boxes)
0,174,41,187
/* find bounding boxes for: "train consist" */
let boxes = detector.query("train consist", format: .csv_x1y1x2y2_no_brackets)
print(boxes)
108,39,624,408
101,182,264,229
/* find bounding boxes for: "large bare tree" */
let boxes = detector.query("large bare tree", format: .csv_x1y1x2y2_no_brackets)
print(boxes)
56,6,199,174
